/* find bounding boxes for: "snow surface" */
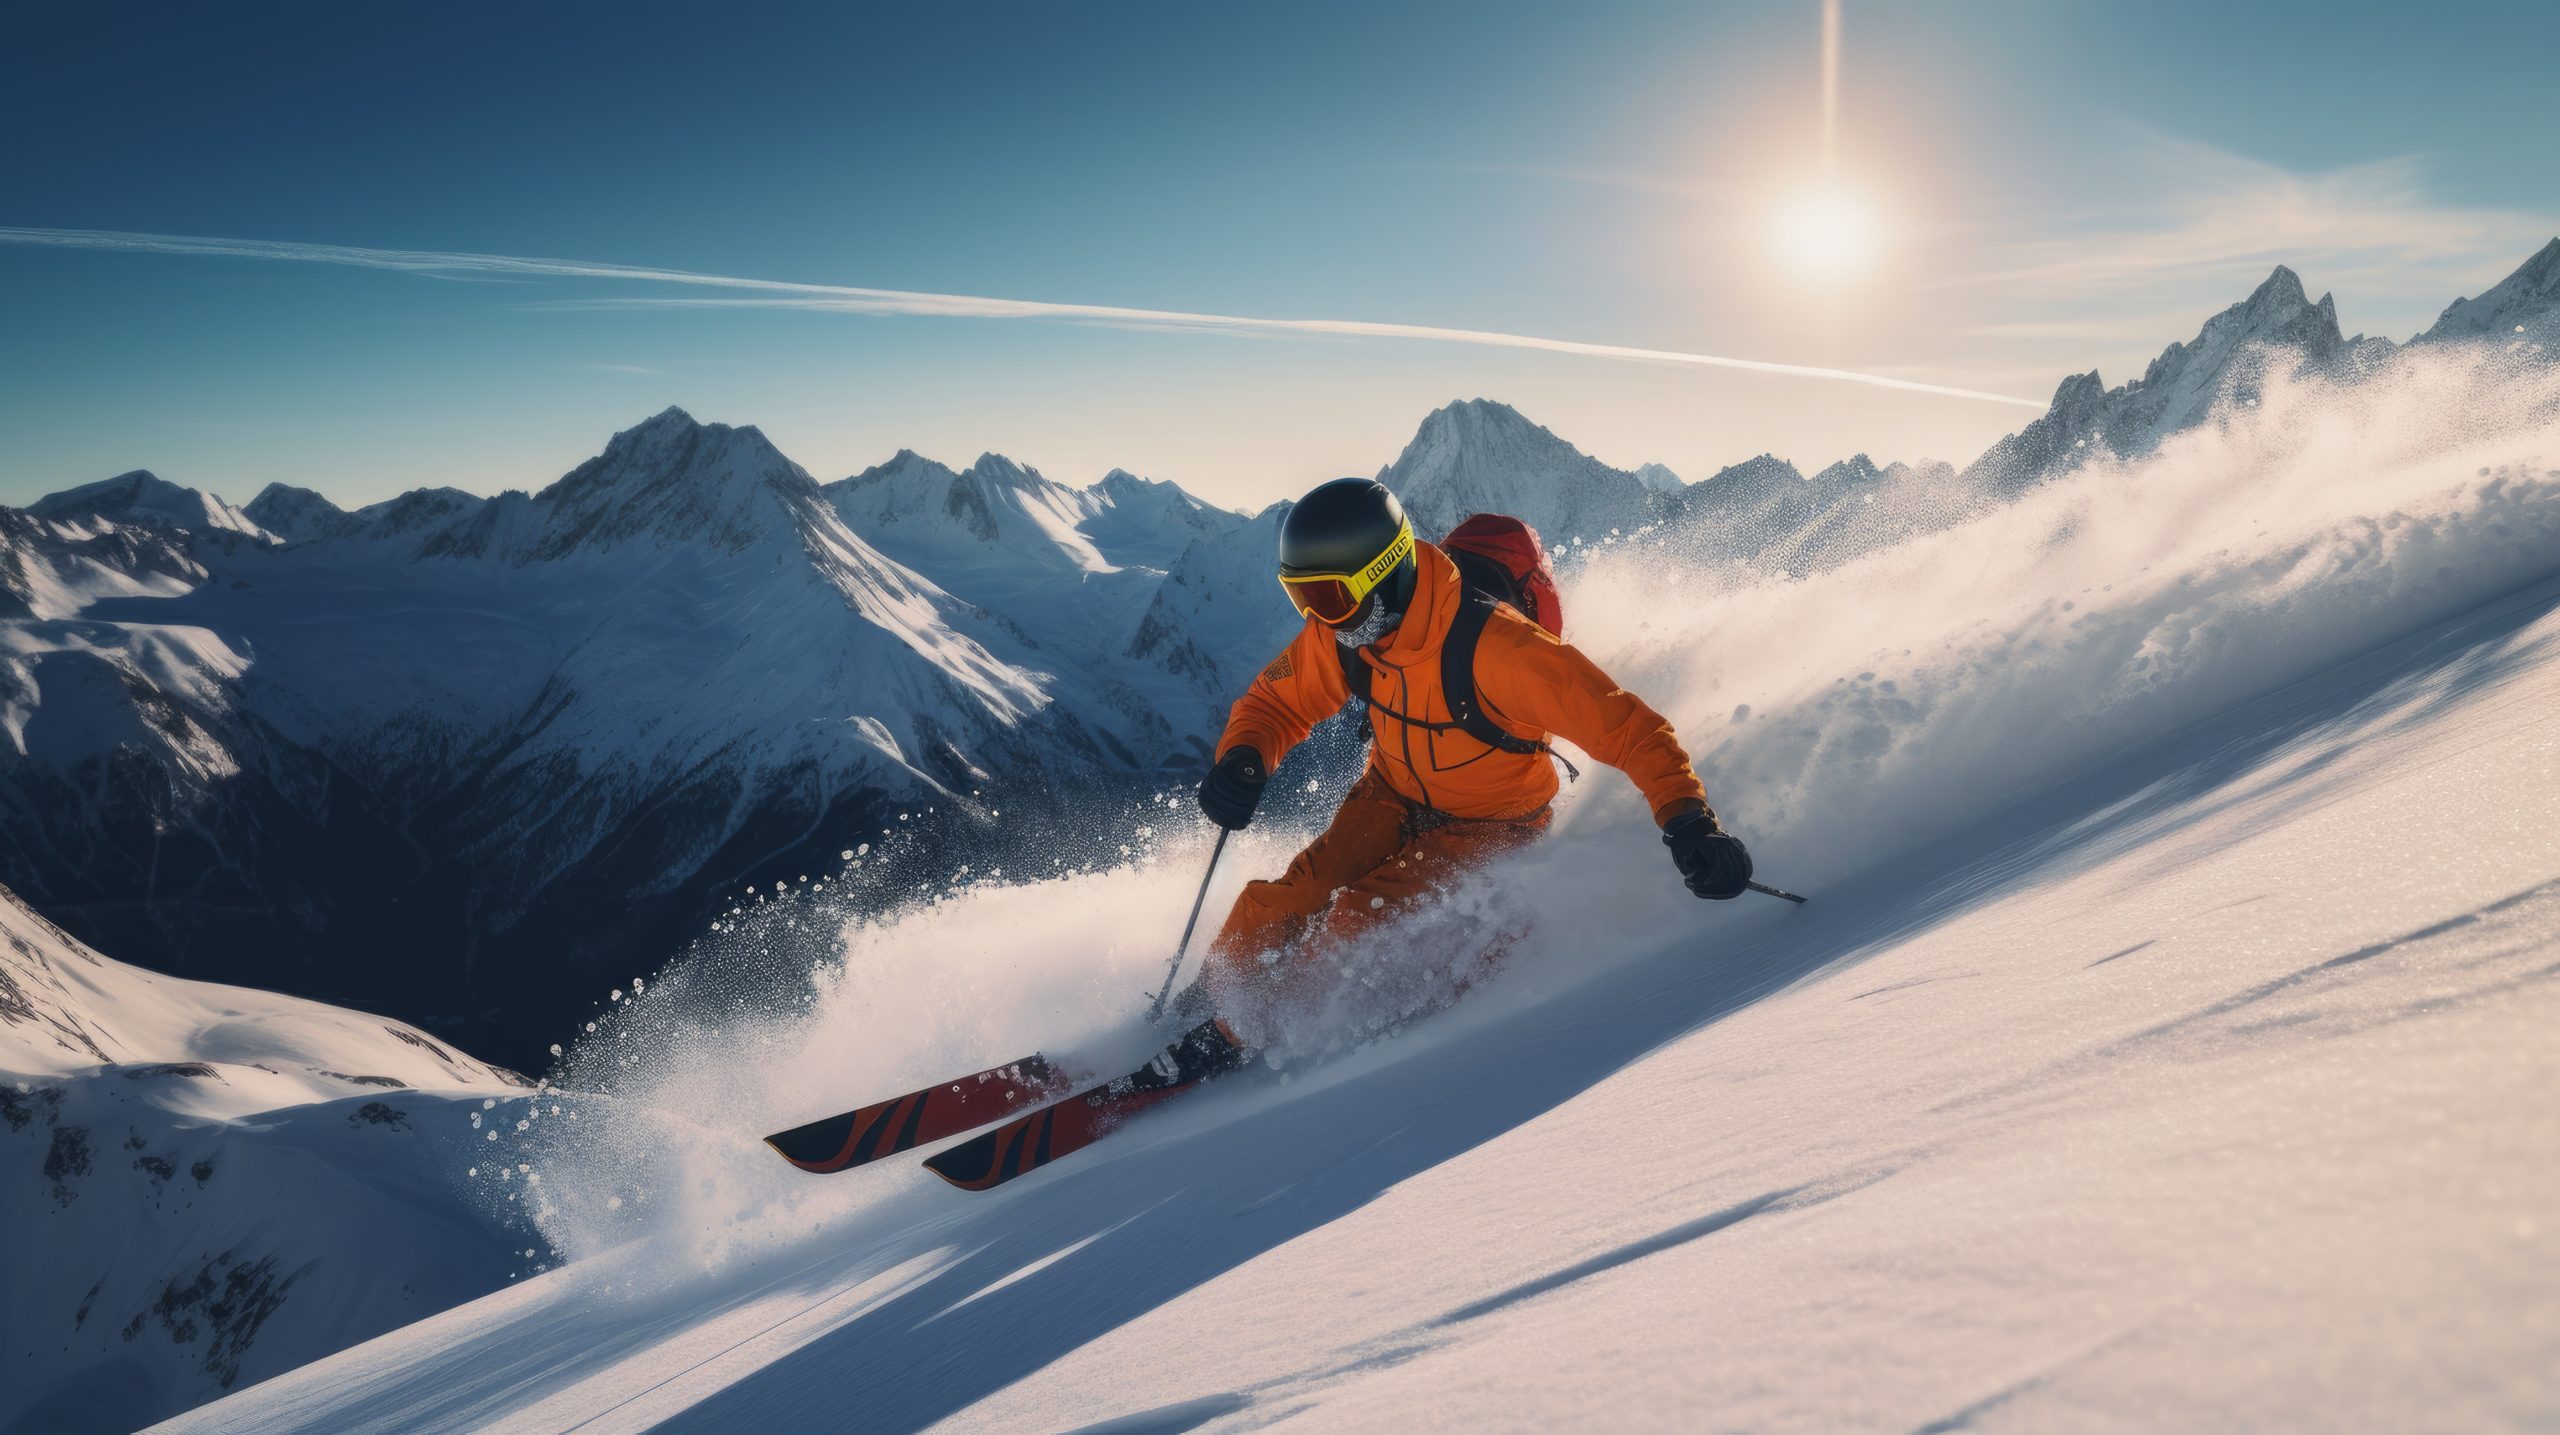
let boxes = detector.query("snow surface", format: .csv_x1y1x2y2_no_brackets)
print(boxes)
0,884,533,1432
158,340,2560,1433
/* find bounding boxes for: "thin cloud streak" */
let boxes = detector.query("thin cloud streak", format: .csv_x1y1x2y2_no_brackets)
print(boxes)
1948,142,2560,301
0,225,2045,409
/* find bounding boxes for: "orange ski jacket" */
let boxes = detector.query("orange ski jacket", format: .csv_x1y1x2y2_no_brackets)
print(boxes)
1218,541,1710,825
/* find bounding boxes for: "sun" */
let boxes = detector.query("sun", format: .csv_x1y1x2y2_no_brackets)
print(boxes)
1768,178,1882,284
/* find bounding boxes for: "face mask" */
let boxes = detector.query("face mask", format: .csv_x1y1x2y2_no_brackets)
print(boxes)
1333,598,1402,649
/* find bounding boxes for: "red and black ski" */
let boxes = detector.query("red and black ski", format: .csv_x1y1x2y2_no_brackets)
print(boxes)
924,1020,1248,1192
763,1053,1069,1173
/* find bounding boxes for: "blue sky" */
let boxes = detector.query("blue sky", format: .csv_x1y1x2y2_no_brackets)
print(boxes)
4,1,2555,510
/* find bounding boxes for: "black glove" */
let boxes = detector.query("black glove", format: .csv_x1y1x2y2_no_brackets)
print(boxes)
1198,747,1269,830
1662,809,1752,900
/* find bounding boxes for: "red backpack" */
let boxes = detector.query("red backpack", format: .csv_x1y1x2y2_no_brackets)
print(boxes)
1442,513,1564,637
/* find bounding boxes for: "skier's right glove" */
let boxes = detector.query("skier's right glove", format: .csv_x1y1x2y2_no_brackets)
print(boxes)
1198,747,1269,830
1662,809,1752,900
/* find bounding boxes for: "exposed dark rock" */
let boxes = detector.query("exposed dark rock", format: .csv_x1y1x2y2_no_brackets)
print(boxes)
145,1252,309,1389
1,1083,61,1131
45,1125,91,1204
122,1062,220,1081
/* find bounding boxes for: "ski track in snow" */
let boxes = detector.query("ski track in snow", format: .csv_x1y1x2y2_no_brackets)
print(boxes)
160,346,2560,1432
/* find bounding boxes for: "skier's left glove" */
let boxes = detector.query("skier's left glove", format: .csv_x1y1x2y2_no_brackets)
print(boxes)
1198,747,1269,830
1662,809,1752,900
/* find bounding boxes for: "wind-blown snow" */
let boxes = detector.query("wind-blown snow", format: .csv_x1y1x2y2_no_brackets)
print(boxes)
164,337,2560,1433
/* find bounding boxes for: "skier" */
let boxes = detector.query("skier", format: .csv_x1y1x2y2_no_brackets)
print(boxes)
782,477,1759,1191
1178,476,1751,1054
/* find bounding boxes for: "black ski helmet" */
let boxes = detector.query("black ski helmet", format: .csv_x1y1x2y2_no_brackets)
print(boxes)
1277,478,1417,628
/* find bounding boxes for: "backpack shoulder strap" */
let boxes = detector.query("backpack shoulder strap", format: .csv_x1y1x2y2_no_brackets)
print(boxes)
1440,593,1547,758
1335,599,1576,779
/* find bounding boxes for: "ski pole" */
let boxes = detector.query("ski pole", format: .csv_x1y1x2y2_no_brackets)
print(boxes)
1747,879,1808,906
1146,827,1231,1020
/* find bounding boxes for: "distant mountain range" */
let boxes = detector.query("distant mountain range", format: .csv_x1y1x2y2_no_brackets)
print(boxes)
2,238,2553,1067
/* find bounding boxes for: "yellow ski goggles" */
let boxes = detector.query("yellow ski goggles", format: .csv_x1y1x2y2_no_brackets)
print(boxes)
1278,519,1415,625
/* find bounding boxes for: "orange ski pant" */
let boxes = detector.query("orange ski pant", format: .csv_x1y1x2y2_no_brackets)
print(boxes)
1205,770,1549,989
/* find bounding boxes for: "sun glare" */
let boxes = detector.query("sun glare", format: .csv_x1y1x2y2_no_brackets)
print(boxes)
1768,179,1881,283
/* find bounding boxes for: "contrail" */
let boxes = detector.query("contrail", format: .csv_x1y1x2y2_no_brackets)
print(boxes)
0,225,2044,408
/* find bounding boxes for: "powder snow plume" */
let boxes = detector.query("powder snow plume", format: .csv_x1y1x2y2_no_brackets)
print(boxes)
506,340,2560,1285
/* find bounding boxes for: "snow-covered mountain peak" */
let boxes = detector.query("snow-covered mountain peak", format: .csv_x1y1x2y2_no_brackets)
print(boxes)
2048,368,2108,414
526,407,817,560
242,483,354,544
2245,263,2312,314
1694,453,1805,501
349,486,488,548
1633,462,1686,495
27,470,276,544
865,448,964,484
1380,397,1656,542
1810,453,1885,489
626,404,705,443
1080,468,1242,570
823,446,1241,586
1961,266,2363,494
1094,467,1212,517
965,452,1052,491
1411,396,1542,444
829,447,1084,557
1878,457,1956,487
2421,236,2560,343
834,449,968,517
2154,264,2346,376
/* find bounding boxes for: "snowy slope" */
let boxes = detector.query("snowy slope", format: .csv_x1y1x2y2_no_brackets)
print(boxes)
0,882,532,1433
161,336,2560,1434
